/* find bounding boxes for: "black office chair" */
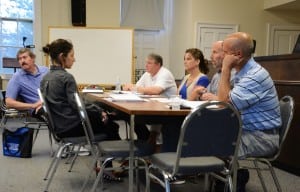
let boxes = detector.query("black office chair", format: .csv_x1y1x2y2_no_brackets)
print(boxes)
75,93,154,192
38,89,106,192
148,101,242,192
0,90,51,153
239,95,294,192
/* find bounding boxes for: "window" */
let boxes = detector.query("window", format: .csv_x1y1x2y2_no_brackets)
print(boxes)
120,0,164,30
0,0,34,74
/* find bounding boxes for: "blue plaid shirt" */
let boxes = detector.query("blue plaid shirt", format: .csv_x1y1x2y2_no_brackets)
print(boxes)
229,58,281,131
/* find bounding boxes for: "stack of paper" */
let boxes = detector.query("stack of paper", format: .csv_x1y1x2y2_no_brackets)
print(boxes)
82,89,104,94
109,93,144,102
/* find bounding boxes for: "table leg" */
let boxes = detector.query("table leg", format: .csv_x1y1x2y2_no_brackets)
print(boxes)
128,114,135,192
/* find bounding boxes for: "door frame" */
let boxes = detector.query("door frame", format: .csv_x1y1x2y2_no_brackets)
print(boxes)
195,22,239,47
267,24,300,55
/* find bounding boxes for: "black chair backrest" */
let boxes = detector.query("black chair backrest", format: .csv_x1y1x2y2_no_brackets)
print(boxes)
176,101,242,160
278,96,294,149
73,93,98,154
37,89,61,142
0,90,6,114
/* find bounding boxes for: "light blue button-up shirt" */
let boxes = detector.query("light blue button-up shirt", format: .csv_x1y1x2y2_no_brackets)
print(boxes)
229,58,281,131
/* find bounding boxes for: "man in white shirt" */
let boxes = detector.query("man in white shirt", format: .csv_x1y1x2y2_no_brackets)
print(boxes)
123,53,177,143
124,53,177,97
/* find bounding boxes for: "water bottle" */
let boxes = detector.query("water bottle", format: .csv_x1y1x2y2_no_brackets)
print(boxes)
115,76,121,92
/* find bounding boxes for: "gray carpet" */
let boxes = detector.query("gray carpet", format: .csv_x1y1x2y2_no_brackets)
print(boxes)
0,121,299,192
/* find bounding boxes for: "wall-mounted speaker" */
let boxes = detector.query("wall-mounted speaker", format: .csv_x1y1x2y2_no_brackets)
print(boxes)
71,0,86,26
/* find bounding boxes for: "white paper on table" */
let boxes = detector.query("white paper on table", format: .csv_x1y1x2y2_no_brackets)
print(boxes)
181,100,208,109
109,93,145,102
82,89,104,93
149,97,171,103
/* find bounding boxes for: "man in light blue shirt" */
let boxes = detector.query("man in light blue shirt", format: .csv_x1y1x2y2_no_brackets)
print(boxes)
217,32,281,192
6,48,48,115
230,58,281,131
218,32,281,158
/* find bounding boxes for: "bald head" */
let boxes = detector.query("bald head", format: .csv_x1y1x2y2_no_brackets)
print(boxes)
212,41,223,50
224,32,254,58
210,41,224,69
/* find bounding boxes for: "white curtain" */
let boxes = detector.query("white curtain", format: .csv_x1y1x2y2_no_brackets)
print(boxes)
120,0,165,30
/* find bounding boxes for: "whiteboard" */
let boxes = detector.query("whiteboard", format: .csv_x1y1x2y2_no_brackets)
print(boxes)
49,27,134,85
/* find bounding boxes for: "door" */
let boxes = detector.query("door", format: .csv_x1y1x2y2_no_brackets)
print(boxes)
267,24,300,55
134,30,159,82
196,23,238,59
273,30,300,55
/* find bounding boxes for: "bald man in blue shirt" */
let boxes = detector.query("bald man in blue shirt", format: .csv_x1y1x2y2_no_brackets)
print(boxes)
219,33,281,158
217,32,281,192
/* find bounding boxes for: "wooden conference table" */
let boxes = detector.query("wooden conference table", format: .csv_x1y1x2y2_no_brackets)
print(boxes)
85,93,191,192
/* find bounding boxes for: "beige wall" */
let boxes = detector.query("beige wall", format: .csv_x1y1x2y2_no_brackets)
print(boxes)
86,0,120,27
169,0,193,78
40,0,300,79
169,0,300,78
190,0,300,56
264,0,296,9
40,0,119,66
41,0,119,45
41,0,71,45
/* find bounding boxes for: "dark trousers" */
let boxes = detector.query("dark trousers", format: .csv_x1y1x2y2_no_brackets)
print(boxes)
119,113,185,153
57,105,120,140
161,116,185,152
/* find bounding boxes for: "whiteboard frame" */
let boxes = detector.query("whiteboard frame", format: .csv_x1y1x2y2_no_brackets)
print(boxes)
48,27,135,85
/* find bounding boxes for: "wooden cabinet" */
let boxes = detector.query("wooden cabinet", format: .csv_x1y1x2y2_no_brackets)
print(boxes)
255,54,300,175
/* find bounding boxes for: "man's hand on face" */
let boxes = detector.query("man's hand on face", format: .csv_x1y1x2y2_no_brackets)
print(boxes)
222,54,239,70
